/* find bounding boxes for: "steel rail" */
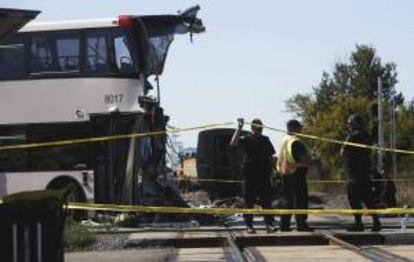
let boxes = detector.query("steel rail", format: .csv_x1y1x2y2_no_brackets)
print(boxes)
242,246,267,262
222,231,246,262
319,231,412,262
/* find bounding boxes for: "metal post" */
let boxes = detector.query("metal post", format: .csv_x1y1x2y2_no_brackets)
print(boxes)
391,96,398,178
377,77,384,175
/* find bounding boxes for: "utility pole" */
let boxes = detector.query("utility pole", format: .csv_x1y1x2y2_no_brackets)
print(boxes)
390,96,398,178
377,77,384,175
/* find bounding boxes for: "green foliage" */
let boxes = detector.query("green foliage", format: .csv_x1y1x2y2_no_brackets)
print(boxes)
312,45,402,112
394,105,414,175
287,44,413,179
285,94,316,124
64,220,97,251
304,96,374,178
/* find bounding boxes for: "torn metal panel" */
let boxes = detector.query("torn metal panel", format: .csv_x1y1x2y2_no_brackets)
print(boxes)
140,5,205,76
0,8,40,44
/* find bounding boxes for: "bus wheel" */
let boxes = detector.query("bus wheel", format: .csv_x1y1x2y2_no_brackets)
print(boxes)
48,179,86,221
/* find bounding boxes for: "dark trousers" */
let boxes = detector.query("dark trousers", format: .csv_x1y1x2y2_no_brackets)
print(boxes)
347,180,380,225
243,176,273,227
280,173,308,229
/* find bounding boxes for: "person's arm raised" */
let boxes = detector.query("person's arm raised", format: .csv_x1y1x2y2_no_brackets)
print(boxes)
230,118,244,147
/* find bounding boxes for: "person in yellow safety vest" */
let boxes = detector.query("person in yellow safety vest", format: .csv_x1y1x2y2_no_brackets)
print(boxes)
277,119,314,232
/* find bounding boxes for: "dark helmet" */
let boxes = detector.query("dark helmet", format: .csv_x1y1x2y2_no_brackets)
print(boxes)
347,114,363,129
251,118,263,128
287,119,302,132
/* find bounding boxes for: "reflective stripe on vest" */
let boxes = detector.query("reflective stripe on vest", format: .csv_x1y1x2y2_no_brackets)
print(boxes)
276,135,300,175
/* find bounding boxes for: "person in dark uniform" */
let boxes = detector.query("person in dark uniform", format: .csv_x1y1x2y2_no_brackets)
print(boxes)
230,118,276,234
276,119,313,231
341,114,381,232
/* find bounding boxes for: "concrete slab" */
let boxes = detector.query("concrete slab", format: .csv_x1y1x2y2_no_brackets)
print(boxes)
128,231,178,240
65,249,174,262
126,230,226,248
250,246,370,261
181,231,223,238
236,230,316,237
375,245,414,259
175,247,231,262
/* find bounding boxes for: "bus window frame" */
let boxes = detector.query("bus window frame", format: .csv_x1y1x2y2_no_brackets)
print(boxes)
0,26,143,80
55,34,82,73
85,30,112,74
107,27,142,76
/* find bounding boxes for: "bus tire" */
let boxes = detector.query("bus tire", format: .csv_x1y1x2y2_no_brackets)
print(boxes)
47,178,86,221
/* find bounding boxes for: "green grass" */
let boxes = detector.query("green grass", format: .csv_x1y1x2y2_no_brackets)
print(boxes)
64,219,97,251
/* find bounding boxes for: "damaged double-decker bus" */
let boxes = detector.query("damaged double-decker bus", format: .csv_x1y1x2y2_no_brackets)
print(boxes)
0,7,204,218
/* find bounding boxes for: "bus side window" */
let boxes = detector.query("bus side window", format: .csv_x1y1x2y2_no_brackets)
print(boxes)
86,36,110,73
56,38,80,72
114,36,134,73
31,37,53,73
0,44,26,79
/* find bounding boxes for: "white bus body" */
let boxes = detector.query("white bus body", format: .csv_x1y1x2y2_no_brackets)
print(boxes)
0,170,94,200
0,6,204,215
0,77,144,124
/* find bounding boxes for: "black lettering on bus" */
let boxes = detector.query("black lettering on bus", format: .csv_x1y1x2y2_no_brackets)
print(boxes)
104,94,124,104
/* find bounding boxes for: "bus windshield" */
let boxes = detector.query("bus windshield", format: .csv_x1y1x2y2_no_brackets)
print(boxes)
140,5,205,76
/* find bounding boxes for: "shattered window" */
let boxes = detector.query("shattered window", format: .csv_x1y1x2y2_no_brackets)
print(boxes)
147,34,174,75
114,35,135,74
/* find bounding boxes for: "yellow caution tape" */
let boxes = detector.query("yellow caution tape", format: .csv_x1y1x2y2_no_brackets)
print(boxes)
250,122,414,155
0,122,234,151
307,178,414,184
175,177,414,184
0,120,413,155
177,177,243,183
67,202,414,215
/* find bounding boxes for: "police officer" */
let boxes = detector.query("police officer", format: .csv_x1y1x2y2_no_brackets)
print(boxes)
276,119,313,231
230,118,276,234
341,114,381,232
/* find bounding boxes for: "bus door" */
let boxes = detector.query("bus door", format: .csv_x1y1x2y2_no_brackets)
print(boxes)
90,112,145,204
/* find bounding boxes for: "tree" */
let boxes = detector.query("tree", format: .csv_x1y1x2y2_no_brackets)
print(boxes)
286,44,411,179
299,95,374,179
313,45,402,113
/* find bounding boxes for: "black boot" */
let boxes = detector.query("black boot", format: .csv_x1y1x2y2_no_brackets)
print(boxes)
265,223,276,233
347,223,364,232
372,216,381,232
280,215,292,232
246,225,256,234
297,223,313,232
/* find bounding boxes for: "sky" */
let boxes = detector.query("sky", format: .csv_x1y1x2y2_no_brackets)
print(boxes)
3,0,414,148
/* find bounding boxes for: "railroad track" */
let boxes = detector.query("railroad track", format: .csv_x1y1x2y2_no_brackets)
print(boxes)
119,216,414,261
155,227,414,261
320,231,411,262
221,229,414,262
